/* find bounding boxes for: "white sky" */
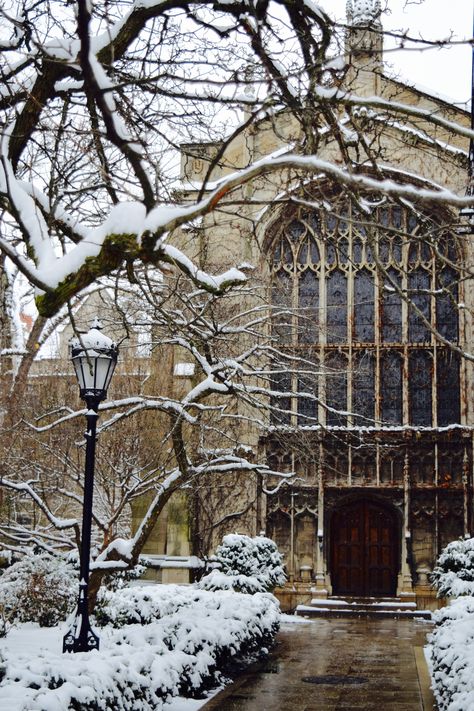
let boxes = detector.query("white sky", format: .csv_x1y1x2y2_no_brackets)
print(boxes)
323,0,472,106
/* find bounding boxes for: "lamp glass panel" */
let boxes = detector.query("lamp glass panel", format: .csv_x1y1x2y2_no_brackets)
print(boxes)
95,356,114,391
82,356,98,390
72,357,86,390
104,358,116,390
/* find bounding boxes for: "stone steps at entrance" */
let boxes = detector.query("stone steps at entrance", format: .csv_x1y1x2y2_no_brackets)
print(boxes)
295,596,432,620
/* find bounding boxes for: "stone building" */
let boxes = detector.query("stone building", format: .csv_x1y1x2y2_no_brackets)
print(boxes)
175,0,474,609
6,0,471,610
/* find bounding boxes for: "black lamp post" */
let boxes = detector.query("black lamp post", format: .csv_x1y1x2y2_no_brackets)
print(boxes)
63,318,118,654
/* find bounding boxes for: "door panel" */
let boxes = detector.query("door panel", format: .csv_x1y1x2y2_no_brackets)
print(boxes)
331,501,398,596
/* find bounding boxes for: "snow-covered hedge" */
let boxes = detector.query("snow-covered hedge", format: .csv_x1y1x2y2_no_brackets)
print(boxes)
0,584,280,710
429,537,474,709
431,537,474,598
199,533,286,594
430,596,474,711
0,552,77,627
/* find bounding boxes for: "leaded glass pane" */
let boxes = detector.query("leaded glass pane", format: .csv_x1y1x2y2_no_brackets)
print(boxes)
353,237,363,264
326,269,347,343
392,235,403,264
366,240,374,263
353,268,375,342
282,238,293,265
379,208,390,228
326,213,337,234
381,351,402,424
297,238,309,266
326,239,337,265
379,237,390,264
272,270,292,342
270,370,291,425
298,269,319,344
392,206,402,230
339,238,349,264
352,350,375,424
436,267,458,341
297,355,319,424
382,268,402,342
408,268,431,343
286,219,305,242
407,213,417,233
408,350,432,426
437,349,460,425
326,351,347,426
310,236,320,264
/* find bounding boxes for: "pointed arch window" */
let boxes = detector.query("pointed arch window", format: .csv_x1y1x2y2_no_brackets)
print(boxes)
269,200,461,429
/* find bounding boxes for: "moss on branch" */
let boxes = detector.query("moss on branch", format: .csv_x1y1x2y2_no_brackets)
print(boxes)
35,233,140,317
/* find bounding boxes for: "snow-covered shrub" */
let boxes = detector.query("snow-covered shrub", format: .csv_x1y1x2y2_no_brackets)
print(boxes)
429,596,474,710
94,583,198,627
101,561,147,592
429,539,474,709
431,537,474,598
0,585,280,710
0,552,76,627
199,533,286,594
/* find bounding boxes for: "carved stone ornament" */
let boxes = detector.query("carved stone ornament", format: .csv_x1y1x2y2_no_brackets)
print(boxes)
346,0,382,26
192,158,203,175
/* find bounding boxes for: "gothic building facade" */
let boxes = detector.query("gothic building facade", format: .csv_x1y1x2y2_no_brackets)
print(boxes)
177,0,474,609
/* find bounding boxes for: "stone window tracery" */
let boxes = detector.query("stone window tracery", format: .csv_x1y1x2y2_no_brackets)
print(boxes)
270,198,461,428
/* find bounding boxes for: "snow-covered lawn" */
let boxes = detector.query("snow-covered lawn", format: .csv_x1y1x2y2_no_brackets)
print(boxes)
0,585,280,711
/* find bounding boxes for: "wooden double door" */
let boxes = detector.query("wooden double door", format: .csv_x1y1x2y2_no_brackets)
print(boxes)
331,500,399,597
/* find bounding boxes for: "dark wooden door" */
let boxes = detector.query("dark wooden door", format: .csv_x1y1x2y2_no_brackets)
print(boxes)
331,501,398,596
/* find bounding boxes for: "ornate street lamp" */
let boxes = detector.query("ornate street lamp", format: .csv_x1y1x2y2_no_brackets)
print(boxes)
63,318,118,653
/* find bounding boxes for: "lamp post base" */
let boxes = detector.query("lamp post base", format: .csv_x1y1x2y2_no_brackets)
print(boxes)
63,582,100,653
63,613,100,653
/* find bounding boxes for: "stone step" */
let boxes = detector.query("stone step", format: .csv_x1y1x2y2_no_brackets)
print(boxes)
295,597,432,620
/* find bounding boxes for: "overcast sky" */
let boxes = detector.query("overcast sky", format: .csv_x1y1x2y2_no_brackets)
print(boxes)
323,0,472,106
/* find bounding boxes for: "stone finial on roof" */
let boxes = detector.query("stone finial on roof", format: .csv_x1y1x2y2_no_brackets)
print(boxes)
346,0,382,27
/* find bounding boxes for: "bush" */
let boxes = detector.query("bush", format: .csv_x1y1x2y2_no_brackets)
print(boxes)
0,552,77,627
431,537,474,598
0,585,281,710
0,550,149,631
199,533,286,594
101,561,147,592
429,537,474,709
94,583,197,627
429,596,474,710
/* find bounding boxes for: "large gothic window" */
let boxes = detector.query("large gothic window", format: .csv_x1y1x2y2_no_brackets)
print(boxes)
270,199,461,428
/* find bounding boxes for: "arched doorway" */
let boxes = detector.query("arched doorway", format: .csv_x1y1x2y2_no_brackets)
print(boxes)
330,499,399,597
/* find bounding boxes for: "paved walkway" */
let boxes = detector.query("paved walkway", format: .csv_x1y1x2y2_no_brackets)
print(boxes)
203,616,435,711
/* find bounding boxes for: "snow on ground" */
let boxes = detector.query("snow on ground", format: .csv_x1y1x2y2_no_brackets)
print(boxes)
0,624,219,711
280,613,316,626
0,585,280,711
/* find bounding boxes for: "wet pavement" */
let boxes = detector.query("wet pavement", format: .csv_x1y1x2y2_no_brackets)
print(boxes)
203,616,434,711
